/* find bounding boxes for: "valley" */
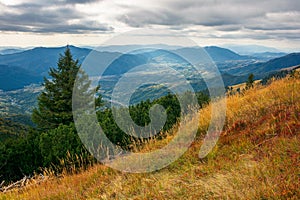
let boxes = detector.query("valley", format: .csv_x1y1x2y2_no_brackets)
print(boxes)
0,45,299,123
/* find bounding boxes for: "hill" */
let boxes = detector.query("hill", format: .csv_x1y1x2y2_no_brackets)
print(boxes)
0,65,42,91
254,53,300,73
2,75,299,199
230,53,300,77
204,46,251,62
0,46,92,77
173,46,250,63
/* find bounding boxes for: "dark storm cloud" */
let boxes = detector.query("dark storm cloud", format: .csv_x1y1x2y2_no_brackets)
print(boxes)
0,1,112,34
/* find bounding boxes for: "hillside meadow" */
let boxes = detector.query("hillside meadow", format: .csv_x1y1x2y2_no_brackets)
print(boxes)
1,74,299,200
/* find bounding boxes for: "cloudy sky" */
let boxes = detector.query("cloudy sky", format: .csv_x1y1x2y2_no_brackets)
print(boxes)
0,0,300,50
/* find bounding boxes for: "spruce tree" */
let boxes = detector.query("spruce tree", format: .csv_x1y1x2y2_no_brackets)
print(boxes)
246,73,255,90
32,47,100,131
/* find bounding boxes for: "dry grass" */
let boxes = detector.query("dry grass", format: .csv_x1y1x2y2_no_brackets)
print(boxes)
1,75,300,200
230,80,261,91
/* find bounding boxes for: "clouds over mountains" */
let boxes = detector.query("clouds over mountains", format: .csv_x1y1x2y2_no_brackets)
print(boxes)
0,0,299,42
118,0,300,40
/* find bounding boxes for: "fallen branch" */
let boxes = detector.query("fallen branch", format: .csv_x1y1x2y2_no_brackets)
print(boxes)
0,174,47,193
0,181,5,188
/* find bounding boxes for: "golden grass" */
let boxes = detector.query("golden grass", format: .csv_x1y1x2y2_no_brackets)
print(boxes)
1,75,300,200
230,80,261,91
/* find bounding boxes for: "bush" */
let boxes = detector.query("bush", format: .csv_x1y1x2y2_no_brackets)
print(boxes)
39,123,93,173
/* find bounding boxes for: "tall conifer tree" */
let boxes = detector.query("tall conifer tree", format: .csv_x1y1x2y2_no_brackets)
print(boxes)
32,46,101,130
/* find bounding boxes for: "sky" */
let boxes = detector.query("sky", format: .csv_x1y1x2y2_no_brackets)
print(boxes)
0,0,300,51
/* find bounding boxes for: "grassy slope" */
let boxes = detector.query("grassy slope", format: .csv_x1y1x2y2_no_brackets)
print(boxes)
1,76,300,200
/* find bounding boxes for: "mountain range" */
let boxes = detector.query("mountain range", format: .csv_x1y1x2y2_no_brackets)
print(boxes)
222,44,281,55
226,53,300,78
0,45,299,91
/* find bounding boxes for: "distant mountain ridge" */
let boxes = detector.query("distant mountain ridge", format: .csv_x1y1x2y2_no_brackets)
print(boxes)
228,53,300,77
204,46,251,62
0,49,25,55
223,44,281,55
0,45,92,76
251,52,287,60
0,45,299,91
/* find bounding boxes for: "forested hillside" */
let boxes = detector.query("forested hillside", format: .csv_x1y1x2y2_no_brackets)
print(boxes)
0,48,209,184
1,69,299,199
